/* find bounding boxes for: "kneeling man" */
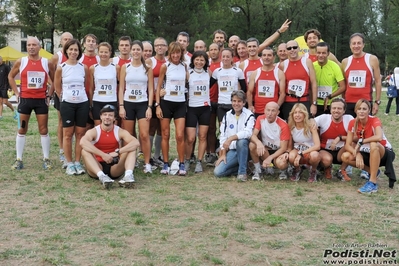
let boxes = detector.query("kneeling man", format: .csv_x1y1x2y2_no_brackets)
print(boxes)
80,105,139,189
249,102,290,180
214,90,255,181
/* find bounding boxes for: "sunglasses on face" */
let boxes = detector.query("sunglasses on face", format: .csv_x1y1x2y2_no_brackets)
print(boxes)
286,46,298,51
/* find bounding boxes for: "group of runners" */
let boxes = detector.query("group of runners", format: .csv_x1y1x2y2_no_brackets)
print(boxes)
6,20,396,193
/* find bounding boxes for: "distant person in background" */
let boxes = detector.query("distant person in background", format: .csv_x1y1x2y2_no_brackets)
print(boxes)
385,67,399,116
0,56,17,120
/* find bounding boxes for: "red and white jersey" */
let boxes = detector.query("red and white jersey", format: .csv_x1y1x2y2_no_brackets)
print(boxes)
149,56,166,98
19,57,49,99
93,125,120,162
242,58,263,83
112,56,131,67
183,52,192,66
209,60,222,103
303,52,317,63
56,51,68,65
255,115,290,150
344,53,373,103
315,114,353,150
348,116,391,150
283,57,310,102
79,54,100,68
252,68,280,114
292,127,314,151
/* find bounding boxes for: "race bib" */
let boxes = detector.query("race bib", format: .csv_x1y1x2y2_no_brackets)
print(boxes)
27,71,45,89
325,139,344,151
348,70,366,88
98,79,113,96
288,79,306,97
193,80,208,96
64,84,84,101
219,75,235,92
359,143,370,153
294,143,309,151
265,140,279,150
128,83,145,100
317,86,332,99
169,79,185,96
258,80,275,98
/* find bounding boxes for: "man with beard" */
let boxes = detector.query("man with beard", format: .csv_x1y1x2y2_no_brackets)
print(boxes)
303,29,340,65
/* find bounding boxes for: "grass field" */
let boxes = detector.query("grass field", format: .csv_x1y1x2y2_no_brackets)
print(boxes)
0,100,398,266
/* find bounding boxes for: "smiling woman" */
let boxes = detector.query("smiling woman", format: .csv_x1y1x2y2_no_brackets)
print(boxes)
54,39,90,176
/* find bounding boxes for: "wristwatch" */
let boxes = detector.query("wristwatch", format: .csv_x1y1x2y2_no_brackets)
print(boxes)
115,148,120,154
312,101,317,105
357,138,363,146
298,150,303,157
154,102,160,107
374,100,381,105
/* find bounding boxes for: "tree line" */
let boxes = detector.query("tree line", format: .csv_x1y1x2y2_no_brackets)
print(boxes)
4,0,399,75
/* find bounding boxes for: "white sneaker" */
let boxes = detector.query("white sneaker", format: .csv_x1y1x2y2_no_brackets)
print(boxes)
144,163,152,174
118,173,135,188
99,173,114,189
65,164,77,175
252,171,261,181
74,163,86,175
279,169,288,180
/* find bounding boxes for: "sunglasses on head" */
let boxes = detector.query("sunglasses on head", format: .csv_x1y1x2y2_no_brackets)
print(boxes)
286,46,298,51
103,104,116,110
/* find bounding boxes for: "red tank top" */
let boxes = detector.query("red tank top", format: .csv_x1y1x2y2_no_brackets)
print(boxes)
253,68,280,114
151,57,166,100
283,57,310,103
209,61,222,102
243,58,263,83
93,125,119,162
114,57,131,67
20,57,49,99
305,53,317,62
344,54,373,103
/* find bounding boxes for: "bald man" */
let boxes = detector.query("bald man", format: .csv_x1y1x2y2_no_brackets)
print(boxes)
249,101,291,180
143,41,153,60
9,36,55,170
194,40,207,52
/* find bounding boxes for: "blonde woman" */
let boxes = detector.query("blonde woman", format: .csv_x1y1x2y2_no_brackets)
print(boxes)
287,103,321,182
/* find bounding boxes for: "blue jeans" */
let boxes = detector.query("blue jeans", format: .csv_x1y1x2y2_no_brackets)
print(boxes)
214,139,249,177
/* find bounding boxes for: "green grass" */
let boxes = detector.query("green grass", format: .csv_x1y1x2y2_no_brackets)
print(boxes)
0,100,398,265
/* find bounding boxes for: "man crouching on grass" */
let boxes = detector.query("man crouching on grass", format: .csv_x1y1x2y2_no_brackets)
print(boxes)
80,105,139,189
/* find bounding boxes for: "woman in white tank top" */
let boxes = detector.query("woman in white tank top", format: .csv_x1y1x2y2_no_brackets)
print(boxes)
89,42,120,126
287,103,321,182
119,40,154,174
54,39,90,176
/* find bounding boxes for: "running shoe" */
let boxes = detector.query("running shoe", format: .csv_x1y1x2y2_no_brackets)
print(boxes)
206,153,218,166
252,171,261,181
118,173,135,188
11,159,23,170
290,167,302,181
358,181,378,194
190,154,196,164
336,169,351,182
179,163,187,176
144,163,152,174
74,163,86,175
160,163,170,175
59,152,65,163
43,158,52,170
360,169,381,180
237,174,248,182
152,156,164,167
194,161,203,173
308,170,317,183
264,167,275,175
184,159,190,172
65,164,77,175
278,169,288,180
99,173,114,189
